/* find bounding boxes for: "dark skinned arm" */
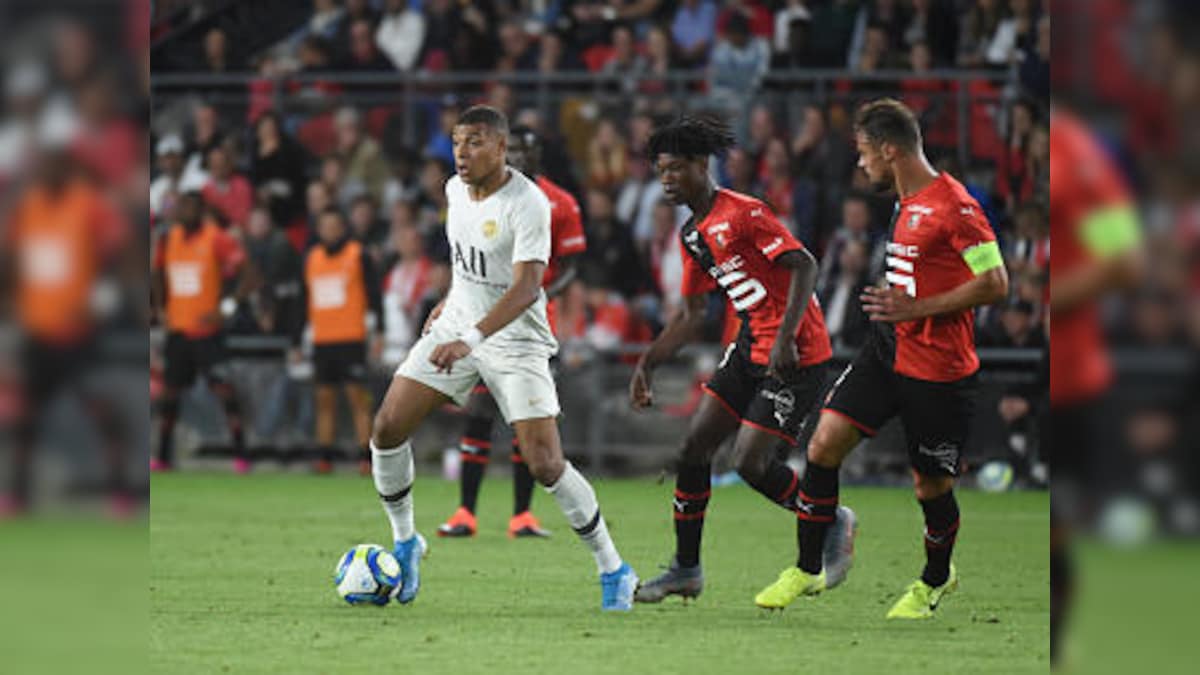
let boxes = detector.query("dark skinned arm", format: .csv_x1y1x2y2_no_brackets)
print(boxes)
543,255,579,299
629,293,708,409
767,248,819,379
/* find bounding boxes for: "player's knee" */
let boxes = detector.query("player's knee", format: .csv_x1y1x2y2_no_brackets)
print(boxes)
733,445,768,482
371,409,408,449
522,442,564,485
807,417,856,468
912,472,954,500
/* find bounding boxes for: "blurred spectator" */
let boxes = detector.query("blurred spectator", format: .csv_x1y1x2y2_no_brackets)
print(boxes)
338,0,382,40
414,157,451,259
771,14,815,70
150,134,186,226
582,188,649,299
497,19,535,73
1005,199,1050,278
647,198,684,319
774,1,813,52
986,0,1037,67
242,206,304,339
818,192,882,291
583,283,653,356
484,81,516,120
639,25,676,95
671,0,718,67
902,0,958,66
723,147,760,197
201,145,254,231
759,137,808,241
616,156,657,241
424,101,459,168
586,117,629,191
203,27,234,73
996,97,1040,213
853,21,894,72
707,14,770,104
183,101,223,185
306,179,334,244
348,193,387,260
1020,14,1050,99
1114,288,1188,349
341,18,393,71
381,147,421,210
334,105,389,203
958,0,1005,68
538,30,584,74
790,103,854,246
979,299,1046,348
602,25,648,96
290,0,346,49
807,0,859,67
745,103,776,159
251,111,309,235
381,211,447,366
817,238,871,350
1026,123,1050,205
376,0,427,71
717,0,773,40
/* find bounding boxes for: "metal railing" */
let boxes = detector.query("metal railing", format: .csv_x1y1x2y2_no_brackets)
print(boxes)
150,67,1015,169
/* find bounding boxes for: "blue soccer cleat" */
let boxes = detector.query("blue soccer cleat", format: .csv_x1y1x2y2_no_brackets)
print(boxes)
600,562,638,611
393,533,428,604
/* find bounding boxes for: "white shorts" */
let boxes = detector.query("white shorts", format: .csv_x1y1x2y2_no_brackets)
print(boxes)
394,326,560,424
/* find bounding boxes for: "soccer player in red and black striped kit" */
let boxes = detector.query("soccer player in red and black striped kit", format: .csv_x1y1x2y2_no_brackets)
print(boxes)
437,126,586,538
1048,107,1142,664
753,99,1010,614
629,115,857,603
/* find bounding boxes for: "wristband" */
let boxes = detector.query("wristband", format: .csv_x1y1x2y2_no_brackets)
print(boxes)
460,327,484,350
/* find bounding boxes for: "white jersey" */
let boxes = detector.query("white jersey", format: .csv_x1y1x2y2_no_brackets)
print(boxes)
435,169,557,354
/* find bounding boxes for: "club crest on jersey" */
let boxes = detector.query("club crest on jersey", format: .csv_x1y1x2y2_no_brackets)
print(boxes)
710,222,731,248
481,220,498,239
904,204,933,230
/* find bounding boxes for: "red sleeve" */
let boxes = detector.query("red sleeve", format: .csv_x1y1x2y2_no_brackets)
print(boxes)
680,241,716,296
946,199,998,255
746,205,802,261
551,192,587,258
213,228,246,278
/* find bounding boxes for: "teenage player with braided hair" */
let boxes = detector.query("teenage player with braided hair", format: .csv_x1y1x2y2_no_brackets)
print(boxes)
630,114,857,603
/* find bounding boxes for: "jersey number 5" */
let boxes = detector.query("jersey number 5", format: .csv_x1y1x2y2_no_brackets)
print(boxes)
885,256,916,297
717,270,767,311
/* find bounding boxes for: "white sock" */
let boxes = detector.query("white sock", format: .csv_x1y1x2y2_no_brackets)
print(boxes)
371,439,415,543
545,462,622,574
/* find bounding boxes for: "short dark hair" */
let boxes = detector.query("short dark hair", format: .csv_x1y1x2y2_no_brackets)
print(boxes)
854,98,922,152
509,124,540,149
457,105,509,135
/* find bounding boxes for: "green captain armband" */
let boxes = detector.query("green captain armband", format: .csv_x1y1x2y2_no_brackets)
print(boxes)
1081,204,1142,258
961,240,1004,275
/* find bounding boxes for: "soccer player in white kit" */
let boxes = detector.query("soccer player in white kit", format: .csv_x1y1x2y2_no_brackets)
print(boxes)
369,106,638,610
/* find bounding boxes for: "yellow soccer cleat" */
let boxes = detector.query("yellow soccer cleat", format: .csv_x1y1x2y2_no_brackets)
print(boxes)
754,567,825,609
886,564,959,619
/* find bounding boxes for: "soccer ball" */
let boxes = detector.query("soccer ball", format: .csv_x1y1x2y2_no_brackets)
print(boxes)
976,460,1014,493
333,544,401,605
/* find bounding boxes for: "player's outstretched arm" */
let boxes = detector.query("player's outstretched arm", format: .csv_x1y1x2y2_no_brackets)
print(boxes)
767,249,818,378
428,260,545,372
630,293,707,409
862,265,1009,323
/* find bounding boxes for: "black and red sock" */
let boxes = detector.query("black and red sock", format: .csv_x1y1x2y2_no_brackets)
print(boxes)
796,462,839,574
511,442,535,515
919,490,960,587
673,463,711,568
458,412,494,513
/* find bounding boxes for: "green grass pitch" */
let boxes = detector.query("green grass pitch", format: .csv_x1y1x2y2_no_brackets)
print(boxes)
151,473,1048,674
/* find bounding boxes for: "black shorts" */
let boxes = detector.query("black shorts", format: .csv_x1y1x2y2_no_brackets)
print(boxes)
313,341,368,385
824,345,978,477
703,344,829,445
164,332,229,389
23,337,98,405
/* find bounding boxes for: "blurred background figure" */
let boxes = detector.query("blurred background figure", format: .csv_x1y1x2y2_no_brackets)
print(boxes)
151,190,257,473
301,206,382,476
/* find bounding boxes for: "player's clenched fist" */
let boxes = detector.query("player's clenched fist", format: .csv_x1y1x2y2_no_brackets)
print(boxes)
429,340,471,373
629,366,654,410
